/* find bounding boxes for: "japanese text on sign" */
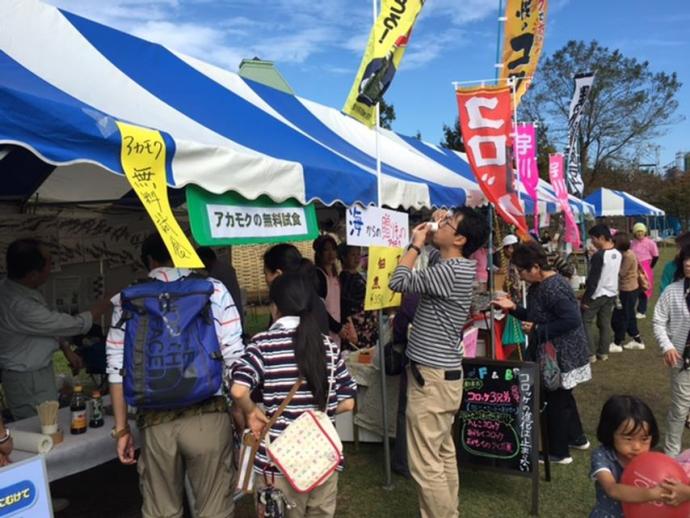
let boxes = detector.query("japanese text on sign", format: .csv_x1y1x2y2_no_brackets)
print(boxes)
364,246,402,311
116,122,202,268
207,204,308,239
346,206,409,248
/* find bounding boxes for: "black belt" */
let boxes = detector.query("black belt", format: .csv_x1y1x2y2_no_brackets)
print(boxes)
410,362,463,387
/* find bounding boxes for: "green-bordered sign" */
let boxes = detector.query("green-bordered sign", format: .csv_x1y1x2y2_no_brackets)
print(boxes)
186,186,319,246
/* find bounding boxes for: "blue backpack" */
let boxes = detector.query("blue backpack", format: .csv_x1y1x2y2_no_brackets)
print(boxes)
119,276,223,410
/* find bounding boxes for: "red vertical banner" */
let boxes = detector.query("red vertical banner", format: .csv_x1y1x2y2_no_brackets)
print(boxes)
548,153,581,248
456,85,528,237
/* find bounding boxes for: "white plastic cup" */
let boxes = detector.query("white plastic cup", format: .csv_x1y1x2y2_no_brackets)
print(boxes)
41,424,58,435
427,222,439,233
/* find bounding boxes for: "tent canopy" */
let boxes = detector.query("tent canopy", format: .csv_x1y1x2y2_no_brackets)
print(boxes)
0,0,593,219
585,188,665,217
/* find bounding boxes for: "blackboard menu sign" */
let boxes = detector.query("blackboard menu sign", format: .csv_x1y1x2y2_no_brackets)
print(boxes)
457,358,541,515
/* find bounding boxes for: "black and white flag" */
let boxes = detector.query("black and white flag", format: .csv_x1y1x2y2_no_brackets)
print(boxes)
565,72,595,197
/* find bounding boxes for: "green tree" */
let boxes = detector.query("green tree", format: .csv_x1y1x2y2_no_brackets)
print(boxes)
440,118,464,152
379,99,396,129
520,40,683,191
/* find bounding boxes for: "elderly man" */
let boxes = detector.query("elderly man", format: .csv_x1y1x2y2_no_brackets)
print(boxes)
0,239,110,420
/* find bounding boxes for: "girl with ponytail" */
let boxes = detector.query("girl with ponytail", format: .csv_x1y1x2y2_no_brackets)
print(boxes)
231,273,356,516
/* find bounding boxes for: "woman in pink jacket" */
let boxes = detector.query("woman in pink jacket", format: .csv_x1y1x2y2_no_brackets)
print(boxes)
630,222,659,319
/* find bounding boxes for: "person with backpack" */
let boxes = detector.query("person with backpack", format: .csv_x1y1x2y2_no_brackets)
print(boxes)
231,273,356,517
106,233,244,518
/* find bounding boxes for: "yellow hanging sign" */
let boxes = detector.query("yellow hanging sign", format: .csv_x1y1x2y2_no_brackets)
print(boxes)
501,0,548,107
116,121,203,268
364,246,403,311
342,0,425,127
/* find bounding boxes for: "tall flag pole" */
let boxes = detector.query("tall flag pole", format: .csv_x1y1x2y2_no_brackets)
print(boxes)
500,0,548,108
343,0,425,128
565,72,595,197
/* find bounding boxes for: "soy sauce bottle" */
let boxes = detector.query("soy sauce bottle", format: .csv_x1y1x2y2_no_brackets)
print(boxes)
89,390,104,428
70,385,87,434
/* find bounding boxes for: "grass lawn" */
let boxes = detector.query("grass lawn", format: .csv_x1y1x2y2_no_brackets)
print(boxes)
55,246,685,517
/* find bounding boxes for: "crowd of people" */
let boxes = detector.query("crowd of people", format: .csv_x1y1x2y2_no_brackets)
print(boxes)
0,211,689,517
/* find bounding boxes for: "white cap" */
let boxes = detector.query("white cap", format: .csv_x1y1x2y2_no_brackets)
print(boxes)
501,235,519,249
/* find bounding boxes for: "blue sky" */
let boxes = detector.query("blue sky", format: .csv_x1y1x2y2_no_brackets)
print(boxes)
49,0,690,168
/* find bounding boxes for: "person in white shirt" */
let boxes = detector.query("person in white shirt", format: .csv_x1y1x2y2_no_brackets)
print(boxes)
107,233,243,518
581,224,622,362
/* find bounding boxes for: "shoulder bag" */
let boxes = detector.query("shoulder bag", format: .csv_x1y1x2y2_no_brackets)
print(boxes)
266,345,343,493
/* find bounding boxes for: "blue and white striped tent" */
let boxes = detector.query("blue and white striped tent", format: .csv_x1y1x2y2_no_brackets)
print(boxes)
0,0,593,217
585,188,665,217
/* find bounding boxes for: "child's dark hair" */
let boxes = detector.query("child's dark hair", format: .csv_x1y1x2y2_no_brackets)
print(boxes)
269,273,328,411
596,395,659,449
673,244,690,282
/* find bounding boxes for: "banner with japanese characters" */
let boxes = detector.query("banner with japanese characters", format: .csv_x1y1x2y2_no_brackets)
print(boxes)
346,205,409,248
186,186,319,245
116,121,203,268
515,124,540,234
501,0,548,107
364,246,403,311
456,85,528,237
342,0,425,127
565,72,595,197
549,153,581,248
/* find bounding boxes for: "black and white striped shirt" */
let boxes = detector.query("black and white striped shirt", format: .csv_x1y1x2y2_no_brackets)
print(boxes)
232,316,357,476
389,249,476,369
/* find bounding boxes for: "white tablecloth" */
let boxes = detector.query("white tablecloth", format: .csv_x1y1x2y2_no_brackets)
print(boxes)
10,398,140,482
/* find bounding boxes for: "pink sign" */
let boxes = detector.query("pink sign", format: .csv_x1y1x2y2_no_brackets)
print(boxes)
549,154,581,248
515,124,540,234
462,327,479,358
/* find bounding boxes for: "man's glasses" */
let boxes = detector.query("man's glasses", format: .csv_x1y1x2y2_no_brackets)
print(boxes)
440,214,457,233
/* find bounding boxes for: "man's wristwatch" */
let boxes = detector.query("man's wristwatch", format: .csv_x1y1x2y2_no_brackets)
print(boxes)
110,426,131,440
0,429,11,444
407,244,422,255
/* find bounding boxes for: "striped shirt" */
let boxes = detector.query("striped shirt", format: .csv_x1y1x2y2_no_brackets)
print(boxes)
106,267,244,394
389,248,476,369
232,316,357,476
653,279,690,355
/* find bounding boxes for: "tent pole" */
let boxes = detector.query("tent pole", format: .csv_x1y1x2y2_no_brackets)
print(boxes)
372,0,393,491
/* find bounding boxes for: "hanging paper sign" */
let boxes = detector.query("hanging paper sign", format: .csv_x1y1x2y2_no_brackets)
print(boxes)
501,0,548,107
186,186,319,245
342,0,425,127
364,246,403,311
549,154,581,248
116,121,203,268
0,457,53,517
515,124,540,235
346,205,409,248
456,85,529,237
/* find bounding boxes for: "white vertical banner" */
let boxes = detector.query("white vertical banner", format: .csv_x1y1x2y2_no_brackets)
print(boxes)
565,72,595,197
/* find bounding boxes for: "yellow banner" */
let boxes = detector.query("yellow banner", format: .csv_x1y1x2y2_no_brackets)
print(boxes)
343,0,425,127
364,246,403,311
116,122,203,268
501,0,548,107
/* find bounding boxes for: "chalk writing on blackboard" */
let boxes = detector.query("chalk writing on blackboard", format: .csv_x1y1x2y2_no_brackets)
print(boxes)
458,361,537,473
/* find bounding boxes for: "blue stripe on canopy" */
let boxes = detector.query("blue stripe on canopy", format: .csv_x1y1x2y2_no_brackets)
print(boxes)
61,9,377,207
243,79,466,208
585,188,665,217
0,51,122,174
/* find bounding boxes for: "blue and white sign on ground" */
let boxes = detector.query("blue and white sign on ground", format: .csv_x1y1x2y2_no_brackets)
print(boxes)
0,456,52,517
